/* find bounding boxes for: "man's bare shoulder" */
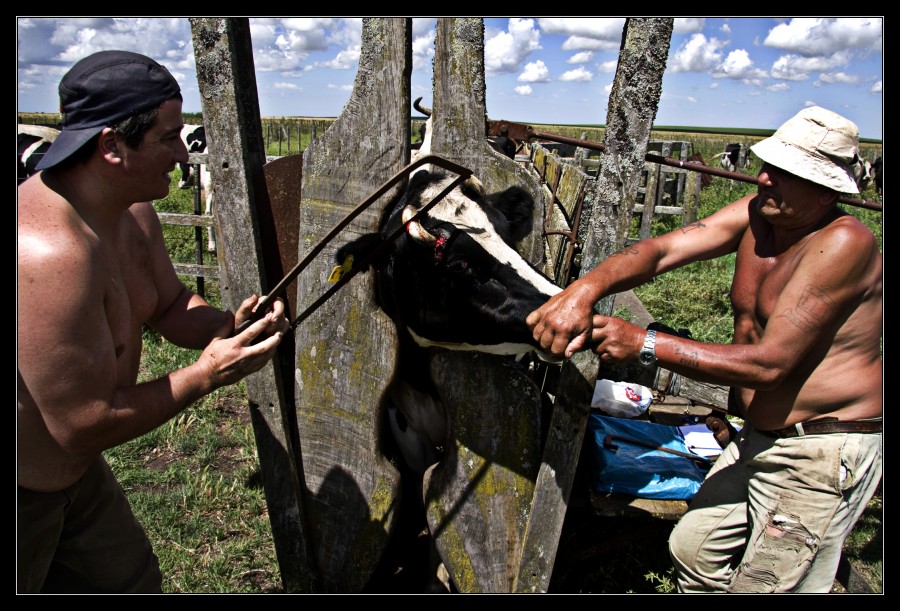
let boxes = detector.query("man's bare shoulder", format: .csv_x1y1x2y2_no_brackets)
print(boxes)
804,213,882,297
18,177,93,275
815,212,880,258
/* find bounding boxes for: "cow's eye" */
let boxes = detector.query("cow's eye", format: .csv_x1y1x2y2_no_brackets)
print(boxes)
446,259,469,272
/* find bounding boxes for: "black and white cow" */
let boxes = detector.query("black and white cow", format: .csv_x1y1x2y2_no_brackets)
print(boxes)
717,143,743,172
178,124,215,251
872,157,882,198
18,124,60,184
853,157,874,192
336,117,561,473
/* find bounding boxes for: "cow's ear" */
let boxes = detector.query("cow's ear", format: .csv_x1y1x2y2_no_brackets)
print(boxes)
460,176,486,200
335,233,385,272
483,186,534,243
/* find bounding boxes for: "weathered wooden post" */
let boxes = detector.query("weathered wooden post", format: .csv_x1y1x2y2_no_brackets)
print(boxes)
419,18,547,593
189,18,314,592
515,17,674,592
580,18,674,317
293,18,412,592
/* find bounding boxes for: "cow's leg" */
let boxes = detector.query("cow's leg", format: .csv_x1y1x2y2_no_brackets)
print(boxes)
198,166,216,253
205,190,216,252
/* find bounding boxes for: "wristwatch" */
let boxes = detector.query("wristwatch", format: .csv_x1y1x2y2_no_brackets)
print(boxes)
639,329,657,367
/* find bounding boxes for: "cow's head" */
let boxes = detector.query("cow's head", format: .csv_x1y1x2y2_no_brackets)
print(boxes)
852,157,874,192
336,169,561,360
177,125,207,190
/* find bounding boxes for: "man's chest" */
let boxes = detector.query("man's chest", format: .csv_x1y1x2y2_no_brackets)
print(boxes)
731,236,805,328
106,225,161,338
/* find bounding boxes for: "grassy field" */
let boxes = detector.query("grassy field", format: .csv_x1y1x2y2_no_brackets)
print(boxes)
99,125,883,594
18,112,884,165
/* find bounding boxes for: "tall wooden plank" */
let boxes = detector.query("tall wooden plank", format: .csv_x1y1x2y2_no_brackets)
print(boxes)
425,352,542,592
293,18,411,592
579,18,673,283
515,18,674,593
513,351,597,592
189,18,314,592
429,18,545,266
421,17,546,592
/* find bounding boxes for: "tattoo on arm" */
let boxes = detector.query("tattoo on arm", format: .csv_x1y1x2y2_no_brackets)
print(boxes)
779,285,835,332
674,345,701,369
609,244,641,259
679,221,706,234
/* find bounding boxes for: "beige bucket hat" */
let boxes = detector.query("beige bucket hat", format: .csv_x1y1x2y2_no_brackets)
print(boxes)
750,106,861,194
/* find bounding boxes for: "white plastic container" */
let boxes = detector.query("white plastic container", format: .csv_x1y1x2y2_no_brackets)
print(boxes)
590,379,654,418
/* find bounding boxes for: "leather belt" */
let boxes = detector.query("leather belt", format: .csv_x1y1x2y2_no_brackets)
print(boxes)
759,418,882,439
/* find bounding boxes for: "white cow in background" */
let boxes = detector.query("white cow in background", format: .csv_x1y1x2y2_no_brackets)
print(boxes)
852,157,874,193
178,124,215,252
17,124,60,184
717,143,744,172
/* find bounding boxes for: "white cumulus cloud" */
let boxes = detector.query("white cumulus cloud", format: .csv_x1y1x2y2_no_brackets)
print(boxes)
485,17,542,76
559,66,592,82
518,60,551,83
668,33,727,73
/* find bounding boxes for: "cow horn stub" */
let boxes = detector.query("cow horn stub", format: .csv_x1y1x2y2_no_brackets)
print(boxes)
413,97,432,117
402,206,437,245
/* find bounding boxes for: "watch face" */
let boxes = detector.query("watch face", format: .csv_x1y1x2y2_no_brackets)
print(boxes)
640,351,654,365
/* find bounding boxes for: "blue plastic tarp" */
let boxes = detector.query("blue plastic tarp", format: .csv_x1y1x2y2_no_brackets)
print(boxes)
587,414,710,500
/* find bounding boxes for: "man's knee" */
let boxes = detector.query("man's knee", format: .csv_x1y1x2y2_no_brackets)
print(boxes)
729,510,818,593
668,511,703,567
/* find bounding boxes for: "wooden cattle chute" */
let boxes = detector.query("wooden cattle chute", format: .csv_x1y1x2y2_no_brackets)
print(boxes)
188,17,673,593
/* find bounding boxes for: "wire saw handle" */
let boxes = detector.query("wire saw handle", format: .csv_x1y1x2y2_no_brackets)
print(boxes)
232,298,272,337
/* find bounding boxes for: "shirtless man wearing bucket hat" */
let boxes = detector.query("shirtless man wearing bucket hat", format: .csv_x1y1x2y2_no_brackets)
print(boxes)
17,50,290,592
526,106,882,592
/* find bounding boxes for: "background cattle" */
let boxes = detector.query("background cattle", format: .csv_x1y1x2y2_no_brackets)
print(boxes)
853,157,874,192
873,157,882,198
17,124,60,184
687,152,714,188
717,143,745,172
178,124,216,252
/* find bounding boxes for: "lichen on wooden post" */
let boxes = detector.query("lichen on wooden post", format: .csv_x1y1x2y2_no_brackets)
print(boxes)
580,18,674,317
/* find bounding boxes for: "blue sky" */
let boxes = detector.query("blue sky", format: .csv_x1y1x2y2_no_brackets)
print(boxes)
17,17,883,139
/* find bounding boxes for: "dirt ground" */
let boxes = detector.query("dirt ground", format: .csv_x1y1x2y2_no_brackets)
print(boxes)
359,457,681,594
359,457,882,594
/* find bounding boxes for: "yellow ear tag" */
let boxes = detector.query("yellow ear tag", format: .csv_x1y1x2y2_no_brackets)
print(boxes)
328,255,354,283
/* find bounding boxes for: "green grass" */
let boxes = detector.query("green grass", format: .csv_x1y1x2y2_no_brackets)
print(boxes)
107,324,281,593
109,130,881,593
